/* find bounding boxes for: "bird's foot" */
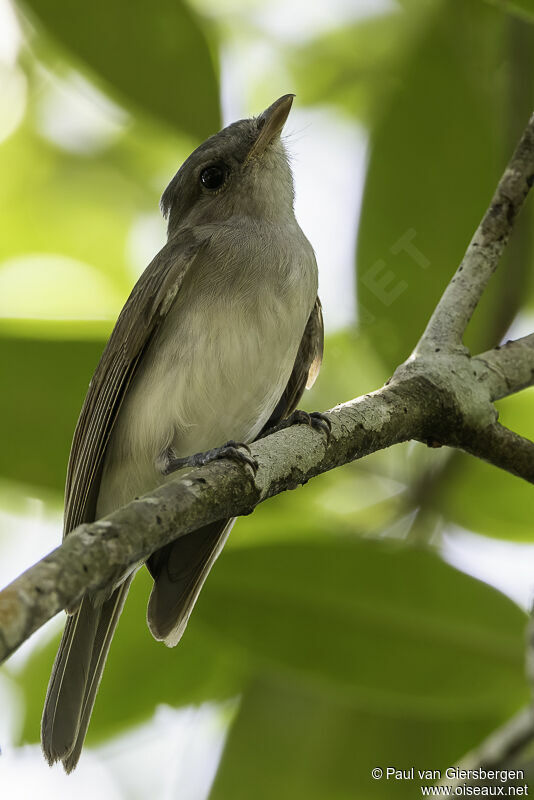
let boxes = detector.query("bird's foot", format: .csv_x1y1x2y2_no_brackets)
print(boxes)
258,409,331,441
162,440,258,476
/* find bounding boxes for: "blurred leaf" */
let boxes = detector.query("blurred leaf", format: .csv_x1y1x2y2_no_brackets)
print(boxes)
228,480,336,549
15,538,527,756
298,329,415,526
16,568,250,744
356,0,512,371
483,0,534,23
438,388,534,540
305,330,389,412
0,124,150,298
20,0,220,140
210,673,513,800
0,255,124,331
288,12,412,124
208,538,527,799
228,457,406,552
0,336,104,491
197,539,526,715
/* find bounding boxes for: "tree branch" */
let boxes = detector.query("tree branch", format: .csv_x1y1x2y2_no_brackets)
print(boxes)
473,333,534,401
438,707,534,790
443,422,534,483
417,112,534,350
2,110,534,669
1,332,532,665
0,377,431,664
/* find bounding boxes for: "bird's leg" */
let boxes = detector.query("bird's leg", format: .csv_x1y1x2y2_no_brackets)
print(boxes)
257,409,331,441
160,440,258,476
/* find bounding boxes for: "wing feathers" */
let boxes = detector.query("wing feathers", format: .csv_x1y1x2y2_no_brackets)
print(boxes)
63,232,206,537
263,296,324,429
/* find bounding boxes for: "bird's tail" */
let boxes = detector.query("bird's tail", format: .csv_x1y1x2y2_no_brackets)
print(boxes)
42,519,232,770
147,518,234,648
41,576,132,773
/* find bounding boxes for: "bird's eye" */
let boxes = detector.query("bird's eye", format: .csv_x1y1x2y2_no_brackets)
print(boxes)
200,164,227,191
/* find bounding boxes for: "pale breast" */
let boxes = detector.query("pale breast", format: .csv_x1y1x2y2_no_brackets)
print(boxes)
96,220,317,517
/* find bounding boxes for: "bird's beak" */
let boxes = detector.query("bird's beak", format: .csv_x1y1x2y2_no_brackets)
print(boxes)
246,94,294,162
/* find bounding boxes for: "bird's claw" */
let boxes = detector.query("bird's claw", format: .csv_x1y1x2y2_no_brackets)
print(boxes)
163,440,258,476
287,410,332,440
256,409,332,442
216,441,259,474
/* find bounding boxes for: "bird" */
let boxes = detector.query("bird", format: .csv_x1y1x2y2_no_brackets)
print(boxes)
41,94,324,772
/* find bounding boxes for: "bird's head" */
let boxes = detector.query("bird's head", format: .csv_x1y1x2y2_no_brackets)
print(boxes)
161,94,295,234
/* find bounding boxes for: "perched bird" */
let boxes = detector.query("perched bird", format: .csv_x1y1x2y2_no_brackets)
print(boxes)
41,94,323,772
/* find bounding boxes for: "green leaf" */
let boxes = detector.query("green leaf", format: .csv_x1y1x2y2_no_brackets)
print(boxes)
206,540,527,798
483,0,534,23
197,539,527,715
356,0,513,371
288,12,413,124
20,0,220,140
14,539,527,752
0,336,105,491
0,124,154,301
305,329,389,412
210,673,513,800
15,569,250,744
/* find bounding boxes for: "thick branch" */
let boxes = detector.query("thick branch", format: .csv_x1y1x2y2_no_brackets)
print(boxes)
0,378,431,664
441,422,534,484
1,323,533,666
418,112,534,350
473,333,534,401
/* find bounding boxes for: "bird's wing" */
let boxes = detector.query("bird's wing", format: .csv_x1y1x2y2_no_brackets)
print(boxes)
264,296,324,428
63,229,207,536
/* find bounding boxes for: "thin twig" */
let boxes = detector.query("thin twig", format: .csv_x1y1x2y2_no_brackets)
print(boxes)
439,707,534,789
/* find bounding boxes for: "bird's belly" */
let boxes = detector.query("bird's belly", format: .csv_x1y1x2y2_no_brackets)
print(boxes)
165,303,297,453
96,289,309,517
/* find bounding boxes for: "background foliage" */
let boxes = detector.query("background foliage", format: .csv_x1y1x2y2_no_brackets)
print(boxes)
1,0,534,797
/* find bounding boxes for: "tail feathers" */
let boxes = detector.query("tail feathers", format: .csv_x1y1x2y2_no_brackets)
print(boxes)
41,601,99,765
147,519,234,648
41,578,132,773
42,519,233,771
